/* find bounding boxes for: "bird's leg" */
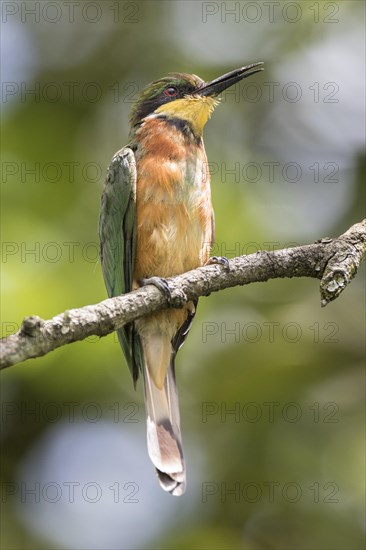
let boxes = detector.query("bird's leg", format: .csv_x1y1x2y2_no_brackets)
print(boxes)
139,276,172,303
205,256,230,270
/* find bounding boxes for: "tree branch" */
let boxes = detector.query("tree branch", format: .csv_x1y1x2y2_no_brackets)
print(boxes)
1,220,365,370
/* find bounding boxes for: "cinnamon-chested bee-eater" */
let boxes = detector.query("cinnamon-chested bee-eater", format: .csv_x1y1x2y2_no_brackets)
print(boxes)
99,63,263,496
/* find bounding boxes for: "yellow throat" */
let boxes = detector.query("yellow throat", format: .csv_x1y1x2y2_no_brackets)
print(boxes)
154,95,220,136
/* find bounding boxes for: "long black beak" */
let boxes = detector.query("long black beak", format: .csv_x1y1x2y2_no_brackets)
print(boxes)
197,62,264,97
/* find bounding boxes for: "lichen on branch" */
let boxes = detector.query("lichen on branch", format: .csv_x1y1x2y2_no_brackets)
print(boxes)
1,220,365,370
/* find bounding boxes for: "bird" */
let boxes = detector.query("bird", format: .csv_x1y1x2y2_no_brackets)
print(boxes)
99,62,264,496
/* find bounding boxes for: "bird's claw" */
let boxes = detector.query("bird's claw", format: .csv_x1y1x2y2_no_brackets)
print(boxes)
139,276,172,303
205,256,230,270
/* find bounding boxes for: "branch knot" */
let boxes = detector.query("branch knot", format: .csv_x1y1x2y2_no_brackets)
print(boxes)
1,220,365,369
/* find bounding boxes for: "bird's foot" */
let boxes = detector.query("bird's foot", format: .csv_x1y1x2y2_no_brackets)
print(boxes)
205,256,230,270
139,276,172,303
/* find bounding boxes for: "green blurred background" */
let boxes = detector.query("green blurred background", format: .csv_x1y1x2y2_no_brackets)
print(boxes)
1,1,365,549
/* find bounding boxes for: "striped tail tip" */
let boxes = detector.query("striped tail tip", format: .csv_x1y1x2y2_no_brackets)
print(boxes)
147,416,186,495
156,468,186,496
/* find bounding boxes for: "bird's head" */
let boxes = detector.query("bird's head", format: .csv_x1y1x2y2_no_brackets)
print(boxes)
129,63,264,137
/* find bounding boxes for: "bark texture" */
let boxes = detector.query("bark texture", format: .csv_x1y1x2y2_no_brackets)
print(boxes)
1,220,365,370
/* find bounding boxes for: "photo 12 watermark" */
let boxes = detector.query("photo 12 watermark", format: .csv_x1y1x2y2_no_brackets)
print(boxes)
1,1,140,24
1,80,340,105
1,161,103,184
201,401,340,423
1,241,100,265
201,480,340,503
0,160,340,185
1,400,141,424
201,321,340,344
1,480,140,504
201,2,340,25
208,160,340,184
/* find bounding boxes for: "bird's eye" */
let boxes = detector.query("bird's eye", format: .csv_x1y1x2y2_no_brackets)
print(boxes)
164,86,178,97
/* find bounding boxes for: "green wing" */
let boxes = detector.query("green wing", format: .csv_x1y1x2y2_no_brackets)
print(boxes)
99,147,141,383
